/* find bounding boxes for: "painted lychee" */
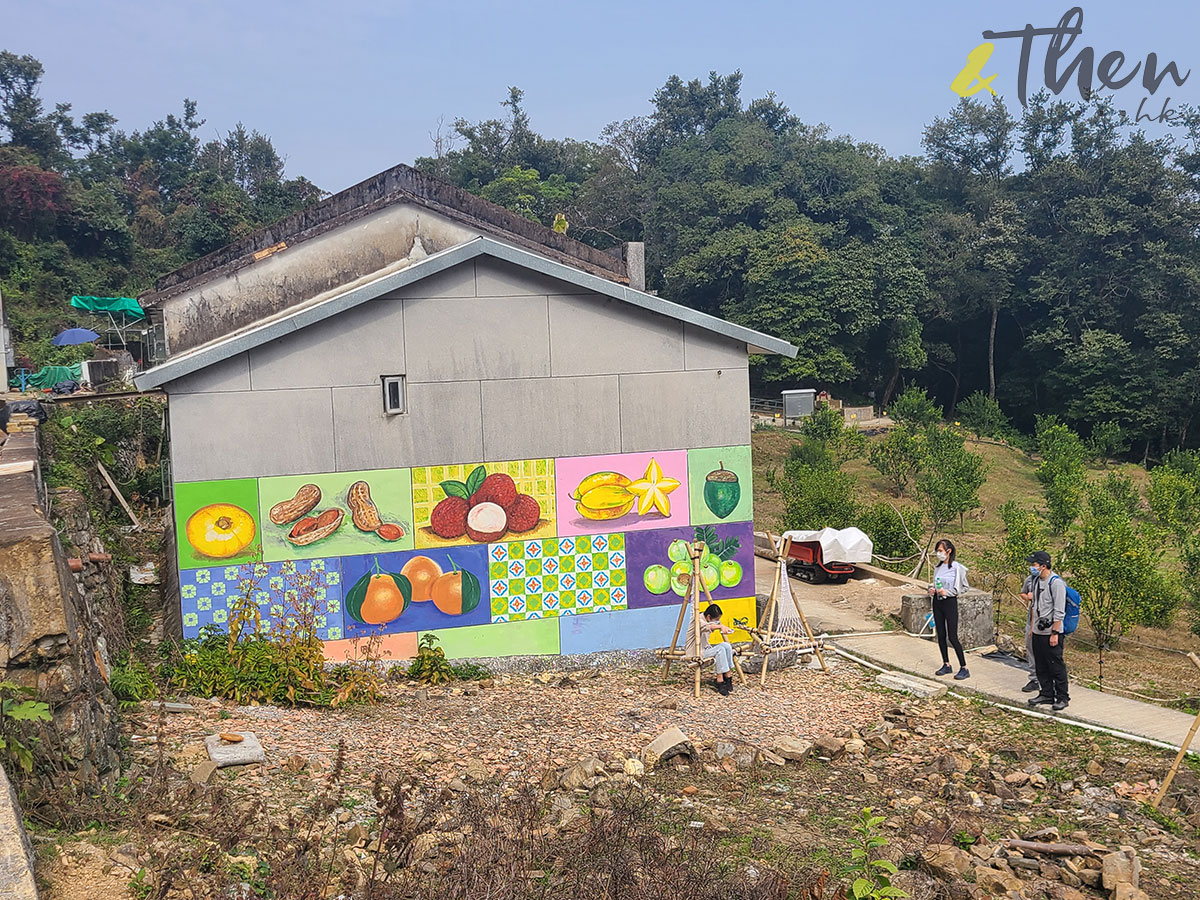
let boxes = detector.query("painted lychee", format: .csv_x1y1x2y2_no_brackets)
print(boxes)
465,502,508,543
469,473,517,510
505,494,540,533
429,496,470,538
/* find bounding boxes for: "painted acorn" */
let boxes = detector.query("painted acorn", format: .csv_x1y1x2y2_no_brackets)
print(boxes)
703,461,741,519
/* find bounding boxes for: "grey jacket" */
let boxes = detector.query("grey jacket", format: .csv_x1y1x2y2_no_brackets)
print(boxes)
1030,573,1067,635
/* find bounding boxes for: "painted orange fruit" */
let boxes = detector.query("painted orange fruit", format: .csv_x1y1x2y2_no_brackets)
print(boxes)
430,567,481,616
401,556,442,603
359,574,409,625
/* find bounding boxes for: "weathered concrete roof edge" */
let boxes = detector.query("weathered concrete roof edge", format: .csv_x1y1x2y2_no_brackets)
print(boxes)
139,162,628,307
133,237,798,391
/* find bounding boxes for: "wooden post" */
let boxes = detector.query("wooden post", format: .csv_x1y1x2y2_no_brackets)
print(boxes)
760,536,791,686
97,462,141,529
789,566,829,674
1151,651,1200,809
661,592,688,680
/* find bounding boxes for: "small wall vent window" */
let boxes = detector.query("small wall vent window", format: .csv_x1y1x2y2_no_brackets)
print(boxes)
382,375,407,415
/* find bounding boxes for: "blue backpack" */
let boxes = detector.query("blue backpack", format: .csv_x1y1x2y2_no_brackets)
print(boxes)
1050,575,1082,635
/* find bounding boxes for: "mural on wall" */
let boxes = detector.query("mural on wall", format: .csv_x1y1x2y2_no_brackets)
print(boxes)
340,545,491,638
687,445,753,525
688,595,757,644
554,450,690,537
413,459,556,548
624,521,755,609
180,558,343,642
489,533,627,623
258,469,414,561
175,478,263,570
170,445,753,659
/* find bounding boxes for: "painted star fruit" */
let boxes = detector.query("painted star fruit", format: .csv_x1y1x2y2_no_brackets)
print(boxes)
627,458,680,517
703,461,741,519
345,568,412,626
431,556,482,616
186,503,256,559
719,559,743,588
643,564,671,595
572,471,636,520
669,561,691,596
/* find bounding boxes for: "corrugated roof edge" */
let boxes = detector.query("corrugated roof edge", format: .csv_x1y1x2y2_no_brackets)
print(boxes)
133,237,797,391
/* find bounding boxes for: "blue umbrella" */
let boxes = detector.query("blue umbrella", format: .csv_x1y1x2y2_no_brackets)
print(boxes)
52,327,100,346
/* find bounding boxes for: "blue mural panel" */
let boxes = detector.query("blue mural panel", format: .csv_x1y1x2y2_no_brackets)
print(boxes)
558,604,684,654
341,545,491,638
179,558,344,641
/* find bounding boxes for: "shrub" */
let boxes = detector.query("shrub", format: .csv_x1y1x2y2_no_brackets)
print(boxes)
785,438,836,474
887,387,942,428
856,502,923,561
914,425,987,533
955,391,1011,440
406,633,457,684
868,426,924,497
109,655,158,710
1036,418,1087,533
799,406,867,465
780,463,858,531
1089,421,1128,466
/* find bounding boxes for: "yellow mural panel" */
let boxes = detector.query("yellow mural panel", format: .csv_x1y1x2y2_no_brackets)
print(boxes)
707,595,756,645
412,459,556,548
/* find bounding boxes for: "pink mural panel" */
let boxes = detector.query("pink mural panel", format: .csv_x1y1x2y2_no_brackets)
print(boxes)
553,450,690,537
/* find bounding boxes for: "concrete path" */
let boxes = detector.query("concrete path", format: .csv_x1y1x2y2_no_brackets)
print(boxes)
752,556,1199,750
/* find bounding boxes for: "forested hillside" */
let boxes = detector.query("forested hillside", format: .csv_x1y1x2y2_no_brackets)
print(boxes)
5,55,1200,461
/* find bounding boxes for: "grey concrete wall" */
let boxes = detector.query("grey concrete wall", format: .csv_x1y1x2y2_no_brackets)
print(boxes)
166,256,751,483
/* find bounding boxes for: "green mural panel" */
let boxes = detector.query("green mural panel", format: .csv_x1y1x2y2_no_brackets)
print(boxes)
174,478,263,570
423,617,560,658
687,445,753,525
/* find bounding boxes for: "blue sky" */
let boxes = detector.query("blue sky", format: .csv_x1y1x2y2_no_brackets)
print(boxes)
3,1,1197,192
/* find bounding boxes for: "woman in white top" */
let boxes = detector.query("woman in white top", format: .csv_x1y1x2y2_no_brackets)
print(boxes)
928,538,970,680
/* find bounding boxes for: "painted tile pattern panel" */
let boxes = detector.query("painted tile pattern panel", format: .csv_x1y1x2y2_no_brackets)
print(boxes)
180,558,343,641
489,534,627,622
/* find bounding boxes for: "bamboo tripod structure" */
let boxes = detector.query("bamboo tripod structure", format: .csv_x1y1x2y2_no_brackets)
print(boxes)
1151,651,1200,809
659,541,747,698
748,534,828,686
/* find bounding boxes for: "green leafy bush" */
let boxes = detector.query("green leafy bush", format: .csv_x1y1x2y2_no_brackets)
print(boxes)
799,407,867,465
846,807,907,899
406,634,457,684
109,655,157,709
955,391,1011,440
1036,418,1087,533
887,387,941,428
868,426,924,497
780,463,858,531
0,682,52,775
914,425,987,533
856,502,923,561
1089,421,1128,466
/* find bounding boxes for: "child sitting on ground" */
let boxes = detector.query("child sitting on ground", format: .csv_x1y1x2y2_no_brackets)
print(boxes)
685,603,737,695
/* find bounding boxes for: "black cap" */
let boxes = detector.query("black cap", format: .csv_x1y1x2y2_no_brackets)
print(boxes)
1026,551,1051,567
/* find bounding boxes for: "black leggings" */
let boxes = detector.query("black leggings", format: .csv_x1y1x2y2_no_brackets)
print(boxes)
932,595,966,667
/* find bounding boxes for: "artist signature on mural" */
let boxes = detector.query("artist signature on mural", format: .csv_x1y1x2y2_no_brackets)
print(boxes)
951,6,1191,124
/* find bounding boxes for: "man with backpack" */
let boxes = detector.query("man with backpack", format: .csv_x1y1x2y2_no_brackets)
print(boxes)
1026,551,1070,711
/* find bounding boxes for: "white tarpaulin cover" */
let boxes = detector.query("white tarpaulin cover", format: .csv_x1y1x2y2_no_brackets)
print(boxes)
781,527,874,563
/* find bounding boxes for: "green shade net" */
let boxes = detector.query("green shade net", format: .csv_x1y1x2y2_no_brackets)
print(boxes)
11,363,83,389
70,295,144,319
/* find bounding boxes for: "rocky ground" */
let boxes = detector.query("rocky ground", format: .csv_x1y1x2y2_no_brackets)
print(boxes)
36,659,1200,899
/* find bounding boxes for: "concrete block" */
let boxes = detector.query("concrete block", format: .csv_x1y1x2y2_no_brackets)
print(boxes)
480,375,621,461
618,369,750,452
641,726,694,768
683,323,749,371
330,381,484,470
901,589,993,650
548,294,684,376
167,389,336,481
205,732,266,767
874,671,948,699
166,352,251,393
249,297,406,390
403,294,551,382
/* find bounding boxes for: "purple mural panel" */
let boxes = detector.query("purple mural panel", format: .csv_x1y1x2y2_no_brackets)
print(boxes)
624,521,755,609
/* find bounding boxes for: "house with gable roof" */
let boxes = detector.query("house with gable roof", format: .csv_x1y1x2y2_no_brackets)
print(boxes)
134,162,797,661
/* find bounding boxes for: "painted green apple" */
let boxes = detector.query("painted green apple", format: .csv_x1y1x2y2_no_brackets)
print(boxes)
704,461,741,519
643,564,670,595
669,561,690,596
719,559,743,588
701,563,720,592
667,539,691,564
